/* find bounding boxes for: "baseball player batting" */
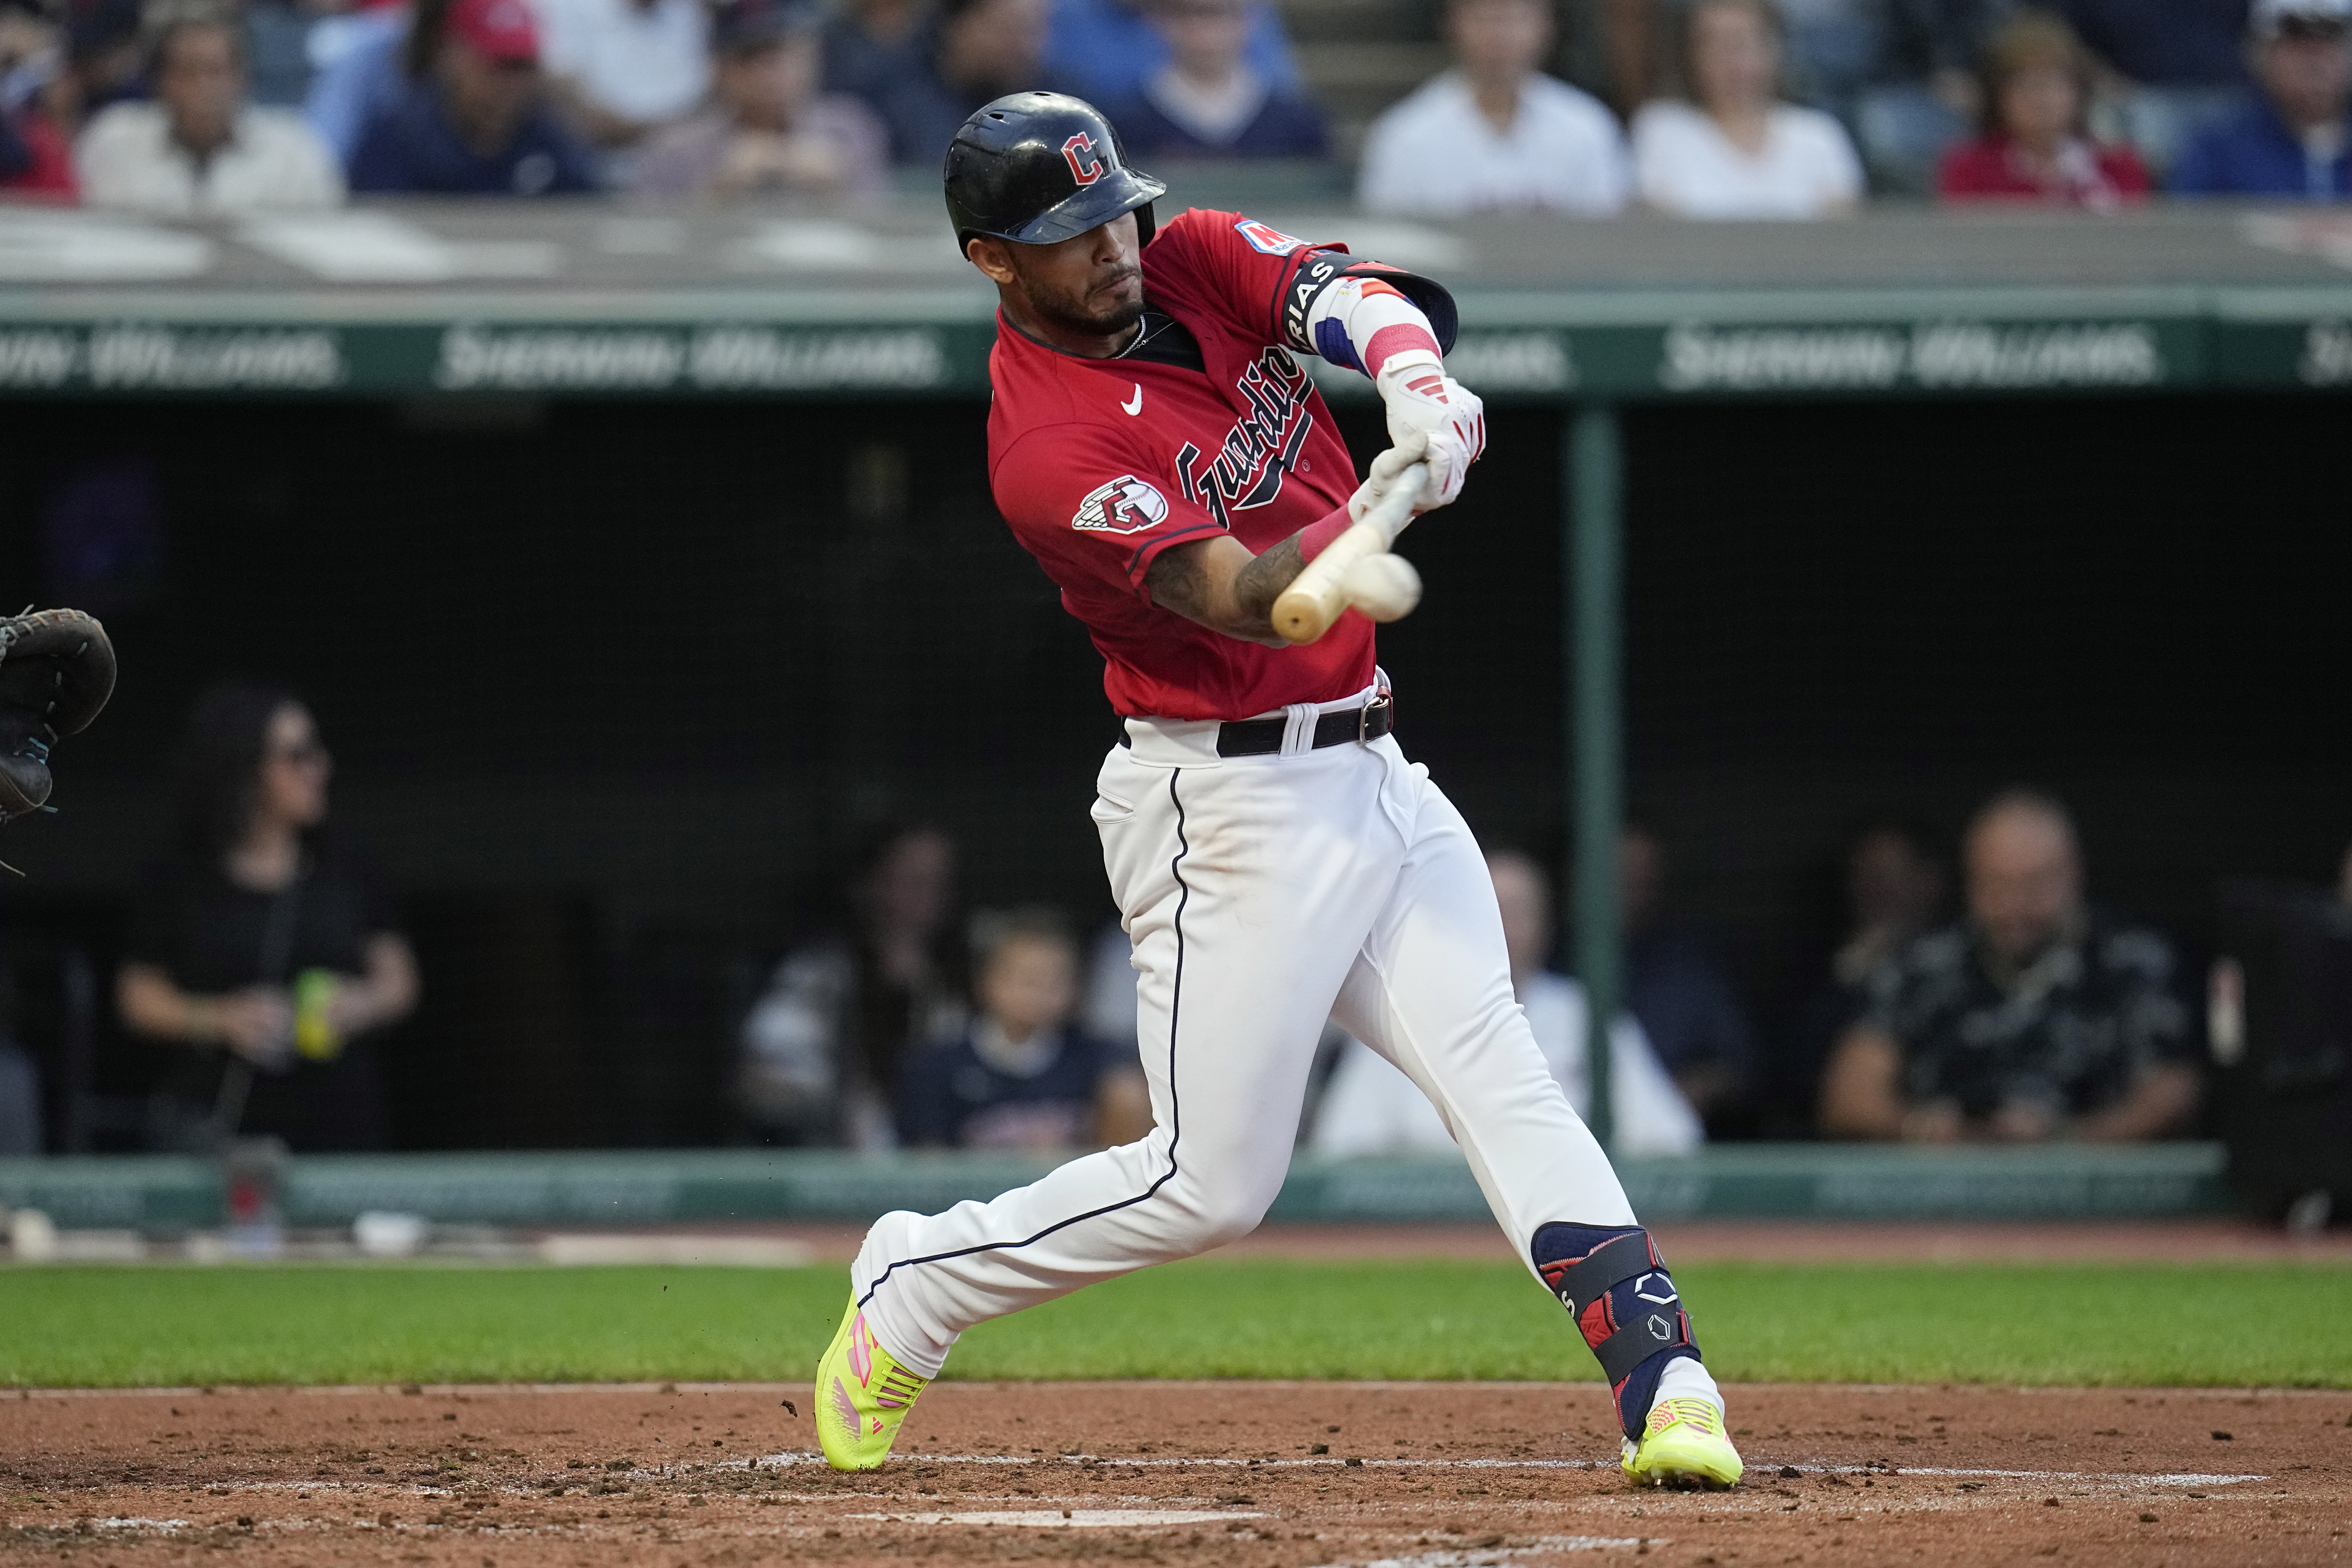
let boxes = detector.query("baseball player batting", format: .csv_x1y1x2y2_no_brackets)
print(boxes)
815,91,1742,1492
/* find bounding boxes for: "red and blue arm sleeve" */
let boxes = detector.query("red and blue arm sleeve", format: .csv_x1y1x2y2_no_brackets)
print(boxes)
1147,208,1460,374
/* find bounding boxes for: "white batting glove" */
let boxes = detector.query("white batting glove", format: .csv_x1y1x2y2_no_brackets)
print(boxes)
1374,349,1485,510
1347,429,1428,524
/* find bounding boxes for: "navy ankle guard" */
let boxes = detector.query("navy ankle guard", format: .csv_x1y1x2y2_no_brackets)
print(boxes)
1531,1222,1700,1442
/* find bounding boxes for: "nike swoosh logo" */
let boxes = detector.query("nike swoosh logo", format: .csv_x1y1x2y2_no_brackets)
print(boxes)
1121,384,1143,415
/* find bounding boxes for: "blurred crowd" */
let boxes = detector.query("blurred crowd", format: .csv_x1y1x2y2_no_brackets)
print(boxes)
732,824,1708,1159
0,677,2344,1162
724,785,2352,1166
734,825,1158,1155
1,0,2346,211
717,783,2349,1164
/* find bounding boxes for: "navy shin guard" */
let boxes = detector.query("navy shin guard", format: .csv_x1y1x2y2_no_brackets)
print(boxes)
1531,1223,1701,1442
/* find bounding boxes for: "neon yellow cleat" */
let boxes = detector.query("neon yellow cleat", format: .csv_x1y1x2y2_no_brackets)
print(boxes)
1621,1397,1744,1490
813,1295,932,1472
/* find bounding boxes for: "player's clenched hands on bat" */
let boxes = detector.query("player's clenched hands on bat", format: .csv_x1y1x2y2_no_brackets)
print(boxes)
1149,418,1480,649
1375,352,1485,511
1348,430,1435,523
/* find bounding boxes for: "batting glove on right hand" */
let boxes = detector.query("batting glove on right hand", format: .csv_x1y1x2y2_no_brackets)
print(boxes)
1375,349,1485,511
1347,430,1429,525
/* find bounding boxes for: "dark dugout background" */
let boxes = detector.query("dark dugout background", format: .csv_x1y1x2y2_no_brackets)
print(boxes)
2,390,2347,1147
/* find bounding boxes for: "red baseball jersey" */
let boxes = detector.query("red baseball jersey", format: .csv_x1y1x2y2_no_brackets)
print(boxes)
985,208,1450,722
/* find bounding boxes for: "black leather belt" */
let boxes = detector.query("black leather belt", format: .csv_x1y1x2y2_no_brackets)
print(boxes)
1121,691,1395,756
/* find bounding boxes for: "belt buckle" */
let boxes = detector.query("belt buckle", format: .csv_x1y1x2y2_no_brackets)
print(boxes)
1358,688,1393,745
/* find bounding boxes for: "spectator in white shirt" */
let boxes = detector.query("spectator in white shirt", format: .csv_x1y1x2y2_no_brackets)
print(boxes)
1309,850,1703,1159
534,0,711,148
1356,0,1629,216
77,2,343,215
1630,0,1863,217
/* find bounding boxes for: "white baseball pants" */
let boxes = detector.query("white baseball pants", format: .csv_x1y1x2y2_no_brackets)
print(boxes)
852,681,1647,1379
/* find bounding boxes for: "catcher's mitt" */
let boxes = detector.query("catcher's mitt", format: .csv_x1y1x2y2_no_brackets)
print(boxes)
0,608,117,822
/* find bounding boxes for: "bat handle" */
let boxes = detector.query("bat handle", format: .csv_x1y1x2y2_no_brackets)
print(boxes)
1271,462,1427,646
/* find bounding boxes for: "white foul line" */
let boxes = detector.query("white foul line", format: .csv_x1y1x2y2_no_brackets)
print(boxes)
734,1451,2269,1488
842,1508,1267,1528
1302,1538,1652,1566
1824,1467,2267,1487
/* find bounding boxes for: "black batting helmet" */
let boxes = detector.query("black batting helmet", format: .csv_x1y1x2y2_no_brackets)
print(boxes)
943,92,1167,255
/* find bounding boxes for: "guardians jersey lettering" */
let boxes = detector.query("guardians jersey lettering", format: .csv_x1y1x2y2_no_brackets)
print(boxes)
1172,346,1315,525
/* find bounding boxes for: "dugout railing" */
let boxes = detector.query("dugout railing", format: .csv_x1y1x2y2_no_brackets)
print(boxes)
0,1142,2230,1230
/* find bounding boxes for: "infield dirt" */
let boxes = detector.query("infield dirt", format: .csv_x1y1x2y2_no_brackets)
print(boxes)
1,1380,2342,1567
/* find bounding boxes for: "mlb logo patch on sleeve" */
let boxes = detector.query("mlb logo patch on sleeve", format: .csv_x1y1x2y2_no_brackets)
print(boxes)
1234,219,1307,256
1073,475,1171,534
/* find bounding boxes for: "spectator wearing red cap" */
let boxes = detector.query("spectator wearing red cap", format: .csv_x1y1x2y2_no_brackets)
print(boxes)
631,0,887,197
347,0,601,192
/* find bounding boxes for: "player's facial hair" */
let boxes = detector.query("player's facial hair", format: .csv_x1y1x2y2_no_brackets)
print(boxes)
1021,263,1145,340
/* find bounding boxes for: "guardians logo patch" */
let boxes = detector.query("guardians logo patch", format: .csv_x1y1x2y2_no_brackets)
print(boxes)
1072,474,1170,535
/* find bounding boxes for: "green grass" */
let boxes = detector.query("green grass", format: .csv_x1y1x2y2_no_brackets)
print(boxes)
1,1259,2347,1389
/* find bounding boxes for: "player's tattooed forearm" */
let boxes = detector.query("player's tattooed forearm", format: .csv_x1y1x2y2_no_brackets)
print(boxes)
1231,536,1306,627
1144,542,1215,623
1145,535,1301,645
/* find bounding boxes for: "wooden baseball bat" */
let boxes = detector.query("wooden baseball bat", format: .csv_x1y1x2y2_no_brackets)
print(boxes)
1271,461,1428,646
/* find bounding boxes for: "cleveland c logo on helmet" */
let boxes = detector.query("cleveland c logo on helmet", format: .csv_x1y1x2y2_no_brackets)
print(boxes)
943,93,1165,248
